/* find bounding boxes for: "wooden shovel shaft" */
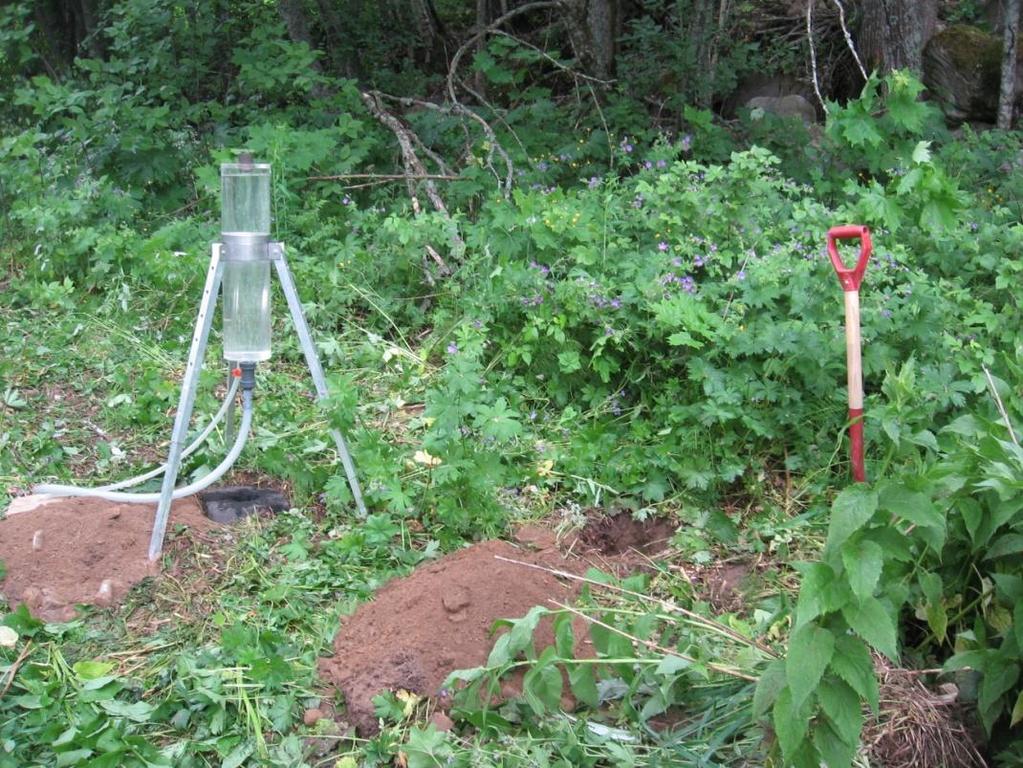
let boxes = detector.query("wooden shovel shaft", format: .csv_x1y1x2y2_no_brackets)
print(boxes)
844,290,866,482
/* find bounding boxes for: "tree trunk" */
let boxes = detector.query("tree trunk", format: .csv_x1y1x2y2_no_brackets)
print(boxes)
857,0,937,74
276,0,331,96
562,0,618,81
76,0,104,59
587,0,616,80
998,0,1020,129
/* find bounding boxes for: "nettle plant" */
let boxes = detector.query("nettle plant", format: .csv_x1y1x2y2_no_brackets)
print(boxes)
756,390,1023,767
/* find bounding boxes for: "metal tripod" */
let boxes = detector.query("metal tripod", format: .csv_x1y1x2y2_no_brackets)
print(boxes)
147,241,366,561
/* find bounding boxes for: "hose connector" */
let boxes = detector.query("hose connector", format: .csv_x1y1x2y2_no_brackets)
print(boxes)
239,362,257,392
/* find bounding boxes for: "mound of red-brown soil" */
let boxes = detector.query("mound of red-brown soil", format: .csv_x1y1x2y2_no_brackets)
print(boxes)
319,512,681,735
0,496,212,621
319,538,587,734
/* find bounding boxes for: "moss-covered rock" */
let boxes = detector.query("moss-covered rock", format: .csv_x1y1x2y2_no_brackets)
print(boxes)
923,24,1001,124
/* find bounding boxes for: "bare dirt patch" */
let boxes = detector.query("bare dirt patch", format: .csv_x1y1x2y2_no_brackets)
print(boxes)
573,511,676,557
0,496,213,621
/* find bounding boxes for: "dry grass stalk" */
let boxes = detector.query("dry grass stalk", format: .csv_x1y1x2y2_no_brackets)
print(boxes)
863,657,987,768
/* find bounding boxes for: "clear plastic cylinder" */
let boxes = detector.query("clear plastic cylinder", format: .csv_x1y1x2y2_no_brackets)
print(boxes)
221,161,272,362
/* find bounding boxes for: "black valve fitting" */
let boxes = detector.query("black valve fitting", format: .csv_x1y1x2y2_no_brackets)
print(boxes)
239,362,257,392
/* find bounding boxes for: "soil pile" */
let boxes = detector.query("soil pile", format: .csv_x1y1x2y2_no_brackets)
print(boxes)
319,538,583,734
0,496,211,621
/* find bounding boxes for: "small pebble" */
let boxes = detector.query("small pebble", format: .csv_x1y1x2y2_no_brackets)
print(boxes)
441,586,471,613
429,712,454,732
303,708,325,726
95,579,115,607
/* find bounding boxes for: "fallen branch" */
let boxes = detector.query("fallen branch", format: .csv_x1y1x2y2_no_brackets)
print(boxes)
373,91,515,197
359,91,460,283
306,173,461,182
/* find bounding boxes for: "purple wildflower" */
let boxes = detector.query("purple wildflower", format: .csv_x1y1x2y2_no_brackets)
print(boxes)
671,256,683,267
694,255,705,267
341,195,352,206
610,298,622,309
537,160,549,171
737,270,747,281
656,159,668,169
644,160,653,170
588,176,600,189
446,342,458,354
681,134,693,152
632,194,645,209
658,241,670,252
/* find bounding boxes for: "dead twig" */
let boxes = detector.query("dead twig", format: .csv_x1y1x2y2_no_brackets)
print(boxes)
306,173,461,182
831,0,868,82
806,0,829,116
982,364,1019,446
0,641,34,699
549,599,759,681
494,554,778,657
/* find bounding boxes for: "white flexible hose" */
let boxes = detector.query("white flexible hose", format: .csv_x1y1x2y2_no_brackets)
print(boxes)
96,376,241,492
34,391,253,503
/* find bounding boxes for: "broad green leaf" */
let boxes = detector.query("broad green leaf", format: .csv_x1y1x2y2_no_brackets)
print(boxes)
911,140,932,164
73,660,115,681
841,539,883,600
812,718,857,768
1011,690,1023,728
843,597,898,660
979,659,1019,715
830,635,879,713
794,562,849,628
984,533,1023,560
918,571,943,605
640,689,669,721
521,651,562,716
568,663,599,709
654,654,690,676
879,483,945,548
944,649,988,672
498,605,546,664
56,750,94,767
553,612,574,659
98,699,155,722
786,623,835,709
926,602,948,643
405,725,453,768
827,486,878,552
817,676,863,746
1016,601,1023,652
221,741,254,768
772,688,809,760
753,659,786,718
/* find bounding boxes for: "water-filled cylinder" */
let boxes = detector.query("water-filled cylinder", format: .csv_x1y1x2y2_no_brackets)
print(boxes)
221,161,272,362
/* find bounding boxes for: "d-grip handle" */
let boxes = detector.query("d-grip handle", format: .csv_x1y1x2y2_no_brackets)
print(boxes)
827,225,872,292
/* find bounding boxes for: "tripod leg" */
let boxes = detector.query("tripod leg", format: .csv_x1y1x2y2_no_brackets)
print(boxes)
272,245,368,518
148,245,224,561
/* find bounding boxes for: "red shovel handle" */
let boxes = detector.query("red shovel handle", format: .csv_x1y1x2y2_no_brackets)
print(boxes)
827,225,872,292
